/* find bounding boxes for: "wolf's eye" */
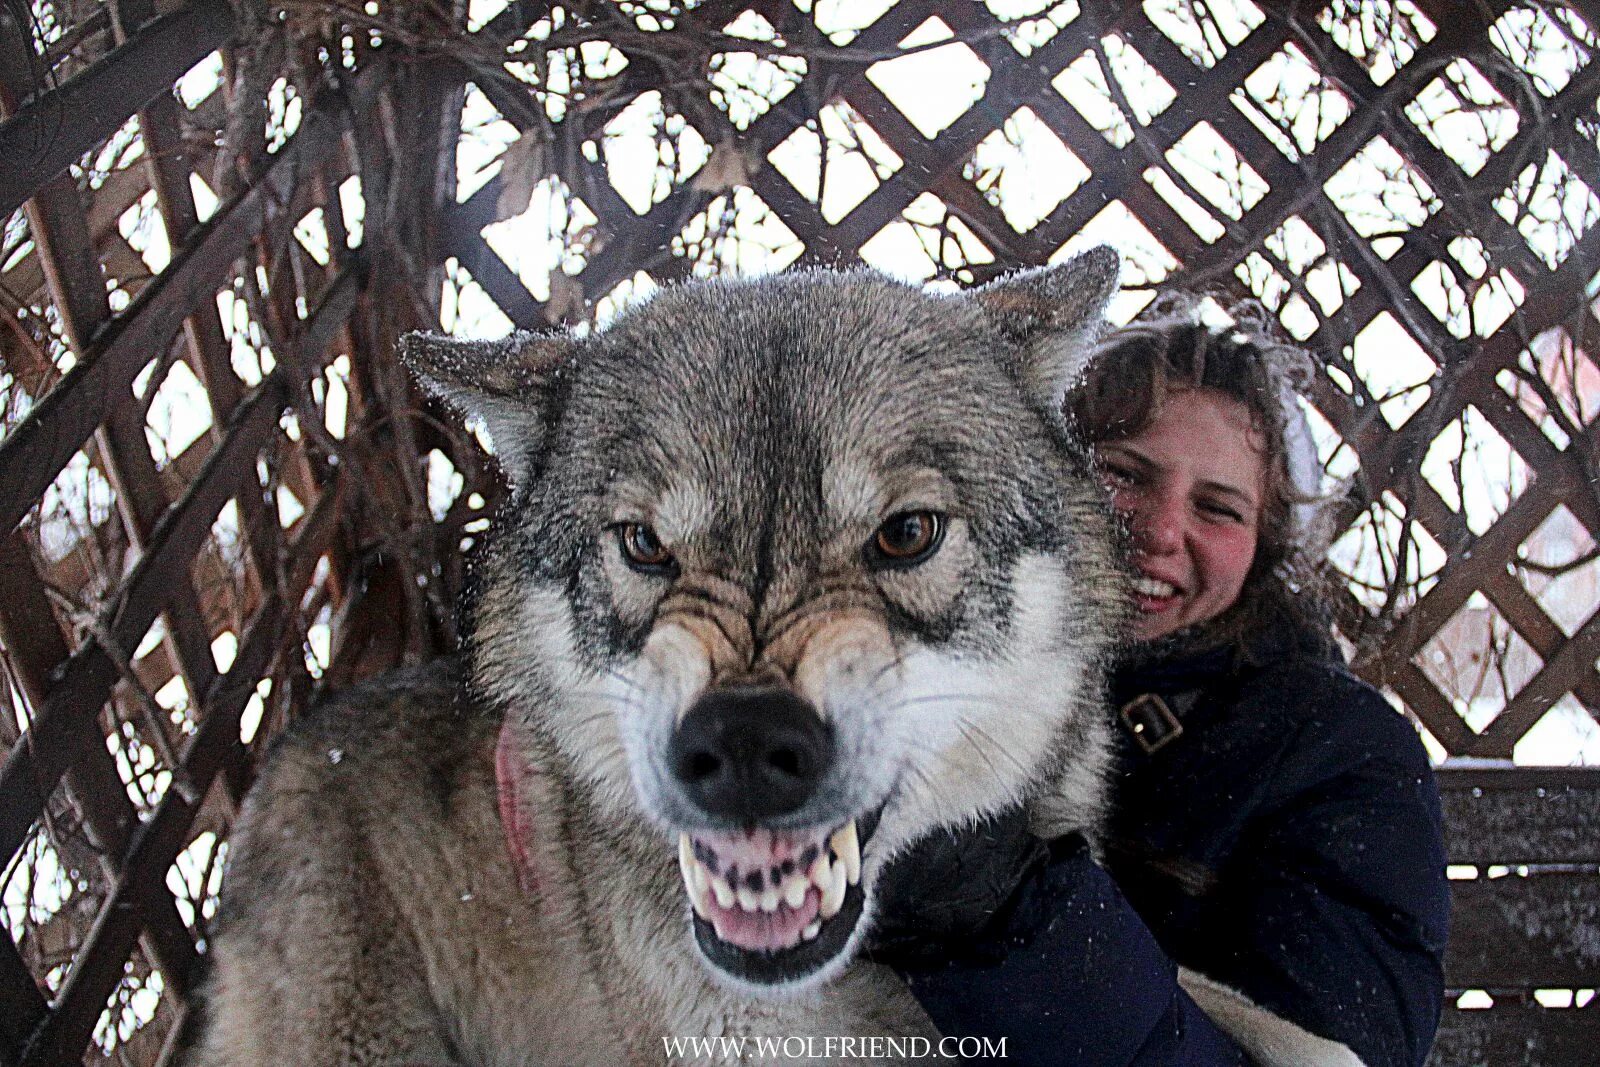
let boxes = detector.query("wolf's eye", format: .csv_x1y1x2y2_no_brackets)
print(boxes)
869,511,944,567
615,522,674,573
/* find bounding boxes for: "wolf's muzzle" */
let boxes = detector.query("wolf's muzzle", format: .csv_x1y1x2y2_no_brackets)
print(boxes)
668,686,834,822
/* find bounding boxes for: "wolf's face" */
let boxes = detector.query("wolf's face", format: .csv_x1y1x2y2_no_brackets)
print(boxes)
402,252,1124,993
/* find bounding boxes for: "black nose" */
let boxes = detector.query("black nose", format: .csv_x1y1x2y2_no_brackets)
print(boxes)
669,686,834,821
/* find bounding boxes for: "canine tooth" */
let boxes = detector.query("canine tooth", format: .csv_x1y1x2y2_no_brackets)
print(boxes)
690,882,712,921
807,851,831,888
819,858,847,920
737,885,760,912
782,873,808,909
691,860,709,897
678,835,697,896
759,886,780,913
831,821,861,887
802,919,822,941
711,877,735,910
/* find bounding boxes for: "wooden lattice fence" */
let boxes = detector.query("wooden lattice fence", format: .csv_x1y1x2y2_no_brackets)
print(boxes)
1,0,1598,1063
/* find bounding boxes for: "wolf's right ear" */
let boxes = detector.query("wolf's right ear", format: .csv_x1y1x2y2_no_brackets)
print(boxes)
975,246,1121,419
398,330,573,484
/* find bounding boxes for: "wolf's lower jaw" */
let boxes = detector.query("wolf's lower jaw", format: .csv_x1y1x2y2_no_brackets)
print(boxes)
675,815,878,986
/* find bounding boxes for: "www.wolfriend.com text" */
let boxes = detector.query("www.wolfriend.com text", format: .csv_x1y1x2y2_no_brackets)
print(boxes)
662,1035,1007,1060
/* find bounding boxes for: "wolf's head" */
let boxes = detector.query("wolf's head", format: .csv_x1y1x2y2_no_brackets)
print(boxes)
401,250,1125,993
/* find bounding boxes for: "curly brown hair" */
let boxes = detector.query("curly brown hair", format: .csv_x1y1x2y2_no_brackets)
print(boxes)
1067,293,1332,657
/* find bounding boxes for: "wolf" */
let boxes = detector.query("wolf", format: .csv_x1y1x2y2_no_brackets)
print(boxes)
188,249,1127,1065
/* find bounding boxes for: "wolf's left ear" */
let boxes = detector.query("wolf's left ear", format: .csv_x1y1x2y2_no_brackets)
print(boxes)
975,246,1122,417
399,330,573,484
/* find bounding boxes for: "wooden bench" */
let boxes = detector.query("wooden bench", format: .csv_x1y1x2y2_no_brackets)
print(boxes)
1429,766,1600,1065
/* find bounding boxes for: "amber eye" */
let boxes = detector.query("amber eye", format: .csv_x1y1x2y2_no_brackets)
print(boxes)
615,522,674,573
869,511,944,567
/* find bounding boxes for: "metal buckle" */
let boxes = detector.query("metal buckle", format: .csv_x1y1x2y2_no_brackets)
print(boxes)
1119,693,1184,755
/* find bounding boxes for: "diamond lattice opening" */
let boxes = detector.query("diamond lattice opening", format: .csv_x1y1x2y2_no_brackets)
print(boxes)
482,178,599,302
92,944,173,1063
1347,311,1437,429
1052,35,1175,148
858,193,994,283
966,107,1089,233
1514,694,1600,764
708,12,807,130
1496,328,1600,450
1235,42,1352,162
602,92,712,215
671,188,804,277
456,83,520,203
1330,489,1448,613
34,449,118,565
1316,0,1437,86
1416,596,1542,733
865,17,991,139
1494,150,1600,270
1142,0,1264,70
994,0,1081,56
1323,135,1441,244
1420,405,1533,537
1515,504,1600,638
215,285,276,387
767,102,903,224
1490,4,1595,97
812,0,901,46
1405,59,1519,177
143,360,213,470
1164,122,1269,222
440,257,516,338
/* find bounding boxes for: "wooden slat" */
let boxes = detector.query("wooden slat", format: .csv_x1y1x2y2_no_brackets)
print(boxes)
0,376,286,868
0,0,236,218
0,104,345,539
1445,872,1600,988
1438,767,1600,865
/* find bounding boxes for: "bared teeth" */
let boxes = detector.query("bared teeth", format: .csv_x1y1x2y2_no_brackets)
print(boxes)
819,854,847,919
802,919,821,940
678,819,866,933
806,850,830,888
782,873,809,909
831,820,861,887
678,834,711,919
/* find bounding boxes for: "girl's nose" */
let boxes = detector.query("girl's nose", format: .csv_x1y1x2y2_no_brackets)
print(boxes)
1130,491,1184,555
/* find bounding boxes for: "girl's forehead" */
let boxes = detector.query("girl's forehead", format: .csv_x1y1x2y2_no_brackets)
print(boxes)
1105,388,1268,494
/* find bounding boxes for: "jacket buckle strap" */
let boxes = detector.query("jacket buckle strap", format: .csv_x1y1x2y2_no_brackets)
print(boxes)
1120,693,1184,754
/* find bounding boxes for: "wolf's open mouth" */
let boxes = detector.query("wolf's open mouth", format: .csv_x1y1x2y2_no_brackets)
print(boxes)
676,811,881,984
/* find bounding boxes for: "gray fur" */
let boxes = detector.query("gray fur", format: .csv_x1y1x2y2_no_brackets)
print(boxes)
192,252,1127,1065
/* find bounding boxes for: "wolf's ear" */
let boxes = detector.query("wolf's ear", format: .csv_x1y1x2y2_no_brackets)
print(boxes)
398,330,573,484
975,246,1121,417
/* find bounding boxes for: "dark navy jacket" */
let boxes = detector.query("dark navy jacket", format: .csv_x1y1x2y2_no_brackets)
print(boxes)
896,641,1451,1066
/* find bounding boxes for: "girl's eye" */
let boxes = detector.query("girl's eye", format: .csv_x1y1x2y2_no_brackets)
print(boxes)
1099,461,1138,487
615,522,674,572
1199,500,1245,523
869,511,945,567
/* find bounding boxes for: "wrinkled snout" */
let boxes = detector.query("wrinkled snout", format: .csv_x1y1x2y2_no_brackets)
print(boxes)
668,687,834,822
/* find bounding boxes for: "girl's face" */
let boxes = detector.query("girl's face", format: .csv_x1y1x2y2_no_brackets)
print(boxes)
1094,388,1266,642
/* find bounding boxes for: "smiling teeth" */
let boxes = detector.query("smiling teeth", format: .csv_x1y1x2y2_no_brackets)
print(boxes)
1133,576,1177,598
677,818,862,929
